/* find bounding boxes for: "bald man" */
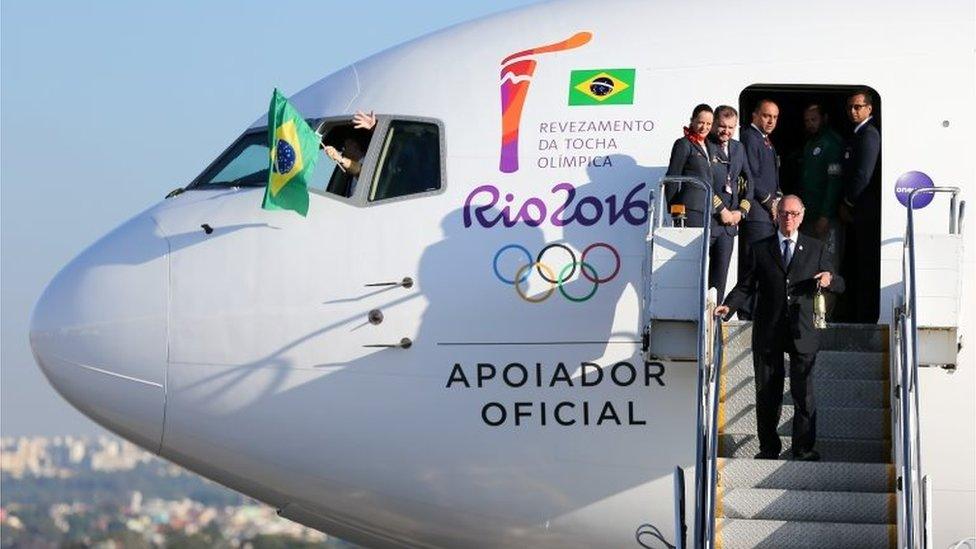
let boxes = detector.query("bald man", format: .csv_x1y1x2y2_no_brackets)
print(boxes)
737,99,783,319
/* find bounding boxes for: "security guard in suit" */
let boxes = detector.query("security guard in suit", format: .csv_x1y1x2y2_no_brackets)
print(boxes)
738,99,783,318
716,195,845,461
706,105,754,302
839,89,881,323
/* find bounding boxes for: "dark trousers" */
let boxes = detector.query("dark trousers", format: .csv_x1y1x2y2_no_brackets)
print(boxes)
709,232,734,303
685,211,734,303
843,197,881,323
753,345,817,455
737,221,776,319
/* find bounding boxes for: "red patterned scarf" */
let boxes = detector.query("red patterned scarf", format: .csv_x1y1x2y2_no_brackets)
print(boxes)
683,126,705,145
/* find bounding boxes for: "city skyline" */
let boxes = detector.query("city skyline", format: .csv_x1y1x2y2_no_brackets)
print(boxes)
1,435,340,546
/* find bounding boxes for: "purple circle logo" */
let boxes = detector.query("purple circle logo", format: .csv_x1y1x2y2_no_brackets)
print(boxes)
895,171,934,209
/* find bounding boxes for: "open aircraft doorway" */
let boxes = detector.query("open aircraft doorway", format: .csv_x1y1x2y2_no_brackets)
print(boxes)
740,84,882,323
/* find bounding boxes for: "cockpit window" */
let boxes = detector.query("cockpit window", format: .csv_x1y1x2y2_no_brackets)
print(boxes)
189,116,444,204
368,120,442,202
190,130,269,188
190,119,321,189
312,122,375,198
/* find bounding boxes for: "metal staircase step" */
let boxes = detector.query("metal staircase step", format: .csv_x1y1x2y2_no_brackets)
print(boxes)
718,433,890,463
720,404,890,440
720,350,887,381
717,458,895,492
720,377,889,408
718,487,895,524
711,322,895,548
715,518,895,549
819,324,889,352
722,321,888,352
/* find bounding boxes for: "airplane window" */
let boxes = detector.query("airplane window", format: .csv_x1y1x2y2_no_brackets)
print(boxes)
369,121,441,202
190,119,320,189
313,122,374,198
191,131,269,187
210,140,269,186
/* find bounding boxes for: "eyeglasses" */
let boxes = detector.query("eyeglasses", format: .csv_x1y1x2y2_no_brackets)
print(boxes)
779,210,803,218
848,104,869,111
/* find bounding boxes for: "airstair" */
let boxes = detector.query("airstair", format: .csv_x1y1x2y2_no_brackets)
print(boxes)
713,321,895,548
642,179,965,549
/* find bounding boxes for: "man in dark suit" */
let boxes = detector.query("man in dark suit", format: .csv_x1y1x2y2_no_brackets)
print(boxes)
715,195,844,461
737,99,782,319
705,105,754,302
838,89,881,323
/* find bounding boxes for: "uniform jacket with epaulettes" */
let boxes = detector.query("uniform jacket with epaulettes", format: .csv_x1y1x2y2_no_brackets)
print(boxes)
664,135,753,230
741,124,781,225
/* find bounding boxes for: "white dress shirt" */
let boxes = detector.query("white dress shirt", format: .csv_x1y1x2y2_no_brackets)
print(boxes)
854,115,874,134
778,230,799,263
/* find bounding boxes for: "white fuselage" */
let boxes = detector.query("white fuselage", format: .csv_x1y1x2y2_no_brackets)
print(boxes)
29,0,975,547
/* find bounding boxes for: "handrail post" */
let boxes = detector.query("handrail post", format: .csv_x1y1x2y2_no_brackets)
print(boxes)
923,475,933,549
949,194,957,234
674,466,686,549
899,311,916,548
706,316,722,548
958,200,966,235
902,186,961,549
655,176,715,549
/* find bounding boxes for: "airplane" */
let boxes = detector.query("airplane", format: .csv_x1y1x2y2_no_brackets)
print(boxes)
27,0,975,547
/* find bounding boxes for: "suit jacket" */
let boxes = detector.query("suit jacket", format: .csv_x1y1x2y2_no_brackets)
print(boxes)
665,136,715,217
842,120,881,210
741,125,780,226
707,137,754,235
723,233,845,353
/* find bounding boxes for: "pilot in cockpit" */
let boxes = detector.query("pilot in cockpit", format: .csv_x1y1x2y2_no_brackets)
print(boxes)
324,136,366,177
322,111,376,197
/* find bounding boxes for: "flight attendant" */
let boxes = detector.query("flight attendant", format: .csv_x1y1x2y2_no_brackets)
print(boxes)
665,104,716,226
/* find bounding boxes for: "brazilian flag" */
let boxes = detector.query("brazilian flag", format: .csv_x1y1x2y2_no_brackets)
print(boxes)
262,89,320,216
568,68,636,106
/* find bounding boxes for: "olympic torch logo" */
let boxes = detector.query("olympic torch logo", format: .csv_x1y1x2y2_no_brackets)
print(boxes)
499,31,593,173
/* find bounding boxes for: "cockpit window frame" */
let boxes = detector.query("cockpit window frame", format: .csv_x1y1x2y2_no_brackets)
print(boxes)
186,118,323,190
186,114,447,208
361,115,447,207
308,116,378,206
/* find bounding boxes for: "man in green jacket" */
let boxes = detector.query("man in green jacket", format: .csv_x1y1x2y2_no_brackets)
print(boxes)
794,103,844,316
796,104,843,239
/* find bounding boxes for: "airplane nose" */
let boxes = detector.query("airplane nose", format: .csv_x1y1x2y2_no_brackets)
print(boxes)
29,212,169,453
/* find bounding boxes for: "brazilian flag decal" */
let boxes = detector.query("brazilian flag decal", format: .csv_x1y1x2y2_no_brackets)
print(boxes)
262,89,320,216
568,68,636,106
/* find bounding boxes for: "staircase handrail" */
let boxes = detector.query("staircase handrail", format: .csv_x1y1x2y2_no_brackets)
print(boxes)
895,307,918,548
900,186,963,548
704,314,723,548
650,176,718,549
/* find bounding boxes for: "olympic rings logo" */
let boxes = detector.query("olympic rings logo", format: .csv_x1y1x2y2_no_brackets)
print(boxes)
492,242,621,303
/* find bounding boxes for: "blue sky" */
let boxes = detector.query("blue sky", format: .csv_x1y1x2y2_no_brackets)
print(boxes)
1,0,541,436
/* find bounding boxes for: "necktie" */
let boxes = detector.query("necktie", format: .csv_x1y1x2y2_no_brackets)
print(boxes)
783,239,793,266
764,136,771,148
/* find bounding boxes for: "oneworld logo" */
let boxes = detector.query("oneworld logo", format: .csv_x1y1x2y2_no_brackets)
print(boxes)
498,31,592,173
894,171,935,209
